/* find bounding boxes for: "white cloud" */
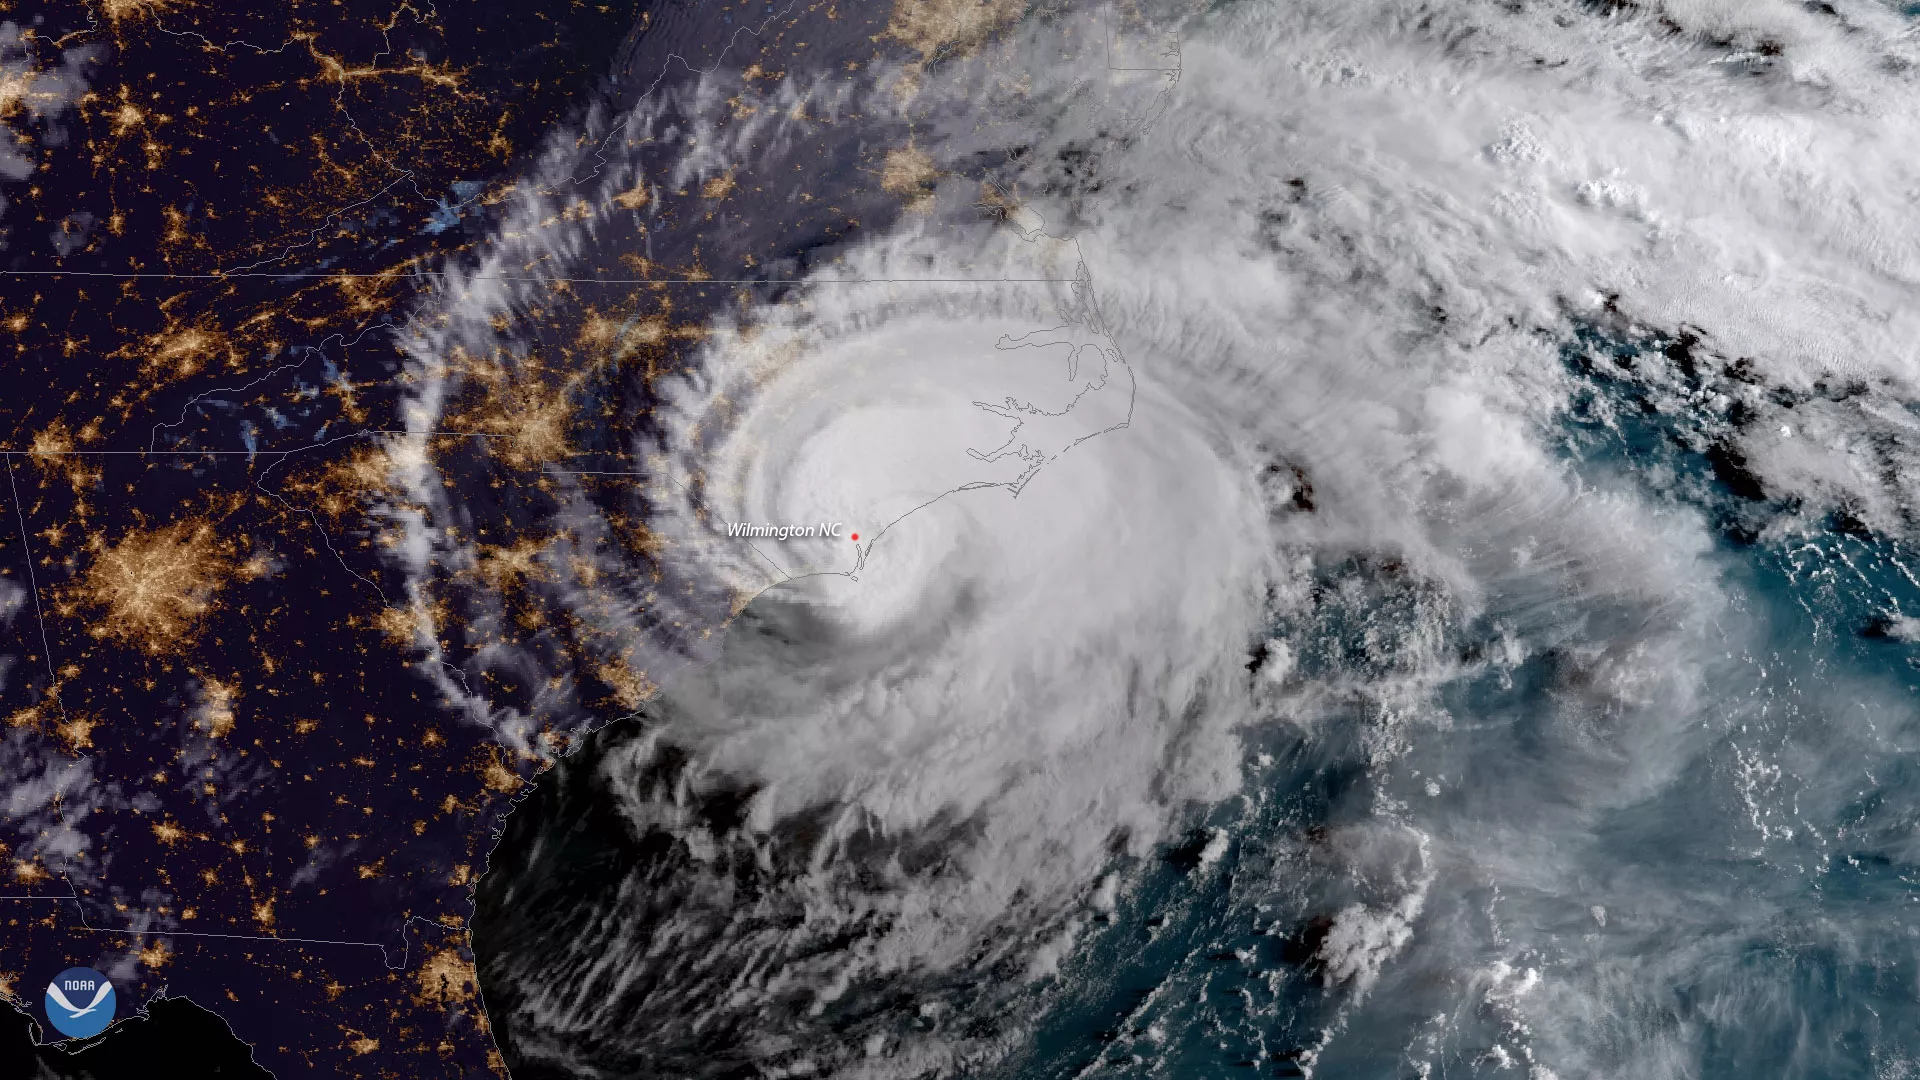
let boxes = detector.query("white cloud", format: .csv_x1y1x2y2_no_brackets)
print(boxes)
0,23,91,196
414,0,1920,1073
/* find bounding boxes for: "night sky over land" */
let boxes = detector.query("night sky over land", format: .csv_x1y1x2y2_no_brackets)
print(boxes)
0,0,938,1072
19,1,1920,1078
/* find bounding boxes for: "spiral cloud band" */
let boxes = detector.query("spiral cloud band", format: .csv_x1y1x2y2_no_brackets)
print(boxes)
394,0,1920,1076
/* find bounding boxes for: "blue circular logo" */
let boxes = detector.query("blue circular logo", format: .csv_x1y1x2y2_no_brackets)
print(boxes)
43,966,114,1039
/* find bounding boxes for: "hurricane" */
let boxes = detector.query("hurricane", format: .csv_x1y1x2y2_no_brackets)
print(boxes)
382,1,1920,1076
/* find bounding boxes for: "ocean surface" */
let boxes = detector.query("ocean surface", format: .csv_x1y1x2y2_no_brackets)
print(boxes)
1011,340,1920,1078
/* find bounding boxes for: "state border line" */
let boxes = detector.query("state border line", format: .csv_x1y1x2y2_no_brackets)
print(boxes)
0,269,1078,284
3,452,67,722
0,891,454,971
3,429,553,455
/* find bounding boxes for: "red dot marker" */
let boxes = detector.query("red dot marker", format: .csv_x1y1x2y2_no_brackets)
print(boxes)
850,533,860,541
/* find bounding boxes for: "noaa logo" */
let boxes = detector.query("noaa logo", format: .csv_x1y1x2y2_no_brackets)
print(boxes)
43,967,115,1039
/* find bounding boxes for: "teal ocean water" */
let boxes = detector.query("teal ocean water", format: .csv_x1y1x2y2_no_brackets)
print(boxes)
1011,333,1920,1078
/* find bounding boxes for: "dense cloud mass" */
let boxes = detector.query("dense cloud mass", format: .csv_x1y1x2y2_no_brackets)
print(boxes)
412,1,1920,1076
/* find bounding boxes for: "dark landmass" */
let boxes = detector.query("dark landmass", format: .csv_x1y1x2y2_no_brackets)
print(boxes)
0,0,988,1073
0,995,268,1078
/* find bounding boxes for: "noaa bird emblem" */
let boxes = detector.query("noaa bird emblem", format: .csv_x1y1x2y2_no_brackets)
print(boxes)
43,967,115,1039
